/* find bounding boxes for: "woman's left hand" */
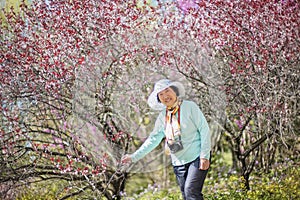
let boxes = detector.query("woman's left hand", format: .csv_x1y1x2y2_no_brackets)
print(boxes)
199,158,210,170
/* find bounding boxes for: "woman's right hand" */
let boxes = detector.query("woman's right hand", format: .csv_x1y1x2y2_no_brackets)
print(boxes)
121,154,132,164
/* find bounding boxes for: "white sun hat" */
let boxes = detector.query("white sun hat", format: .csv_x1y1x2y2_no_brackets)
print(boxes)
147,79,185,110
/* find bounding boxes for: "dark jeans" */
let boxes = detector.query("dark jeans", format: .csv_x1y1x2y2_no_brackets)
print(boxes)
173,157,209,200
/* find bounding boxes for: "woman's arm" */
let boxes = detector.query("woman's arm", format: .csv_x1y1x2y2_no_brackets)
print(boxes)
122,113,165,163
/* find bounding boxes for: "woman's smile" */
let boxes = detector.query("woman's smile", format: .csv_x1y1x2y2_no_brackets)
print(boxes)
158,87,177,108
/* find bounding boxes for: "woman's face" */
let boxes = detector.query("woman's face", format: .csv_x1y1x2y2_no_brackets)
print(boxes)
158,87,177,108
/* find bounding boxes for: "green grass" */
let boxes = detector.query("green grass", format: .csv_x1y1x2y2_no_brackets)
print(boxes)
16,153,300,200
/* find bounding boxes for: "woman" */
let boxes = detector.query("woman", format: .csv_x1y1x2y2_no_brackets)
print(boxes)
122,79,211,200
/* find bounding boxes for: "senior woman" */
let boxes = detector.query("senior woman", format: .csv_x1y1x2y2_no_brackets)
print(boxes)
122,79,211,200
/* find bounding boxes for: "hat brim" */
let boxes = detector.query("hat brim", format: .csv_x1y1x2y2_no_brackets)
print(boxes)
147,81,185,110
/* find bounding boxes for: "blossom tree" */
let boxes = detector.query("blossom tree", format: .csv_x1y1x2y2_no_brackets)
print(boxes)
131,0,299,190
0,0,155,199
0,0,299,198
0,0,206,198
168,0,300,189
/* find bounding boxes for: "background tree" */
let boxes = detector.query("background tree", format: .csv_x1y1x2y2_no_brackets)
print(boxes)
124,0,299,190
0,0,143,199
0,0,203,198
0,0,299,199
174,0,300,189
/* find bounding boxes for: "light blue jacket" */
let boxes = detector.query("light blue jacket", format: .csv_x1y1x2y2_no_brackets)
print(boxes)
130,100,211,166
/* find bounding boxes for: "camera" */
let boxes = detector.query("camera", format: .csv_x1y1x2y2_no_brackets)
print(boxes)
168,140,184,154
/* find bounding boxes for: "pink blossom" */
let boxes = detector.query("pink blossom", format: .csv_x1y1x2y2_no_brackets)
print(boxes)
177,0,198,12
